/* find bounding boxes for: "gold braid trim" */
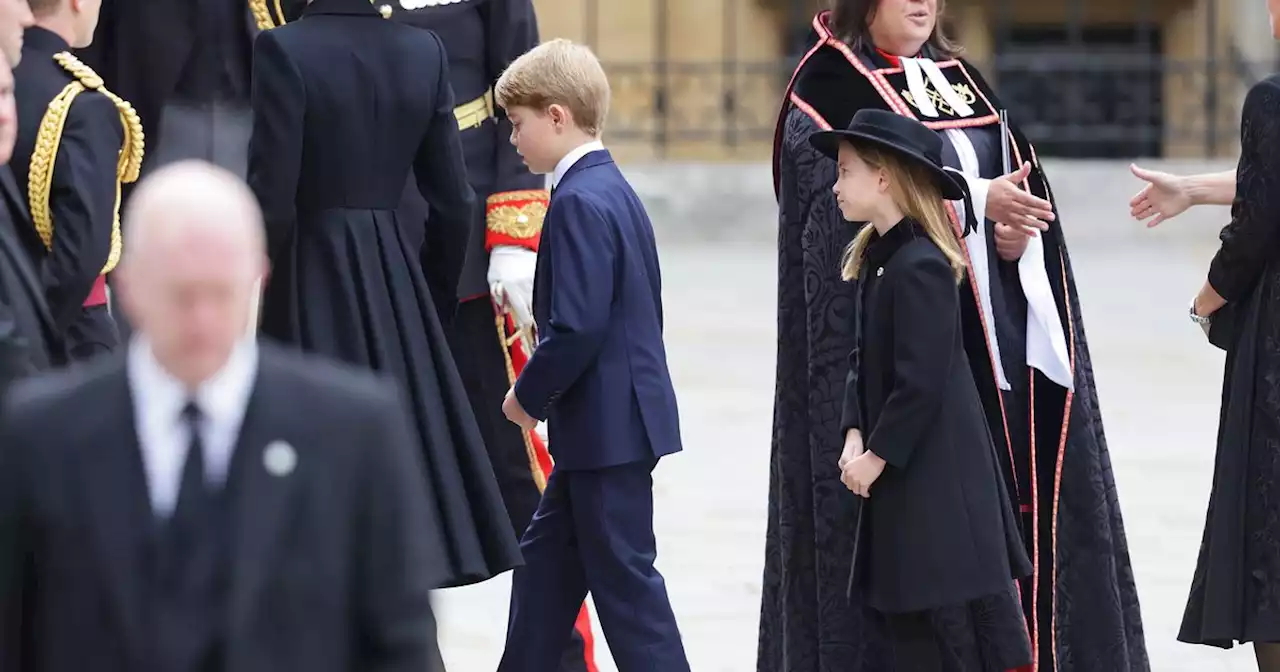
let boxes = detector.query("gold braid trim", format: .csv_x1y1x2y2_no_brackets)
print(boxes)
495,312,548,493
250,0,281,30
487,203,546,239
28,53,144,276
252,0,386,29
485,189,548,239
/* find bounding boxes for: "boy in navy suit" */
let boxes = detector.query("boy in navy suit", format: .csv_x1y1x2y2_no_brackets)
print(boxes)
494,38,690,672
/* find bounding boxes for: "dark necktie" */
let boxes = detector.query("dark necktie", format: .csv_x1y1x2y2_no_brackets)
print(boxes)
173,401,208,523
157,400,211,583
153,401,225,669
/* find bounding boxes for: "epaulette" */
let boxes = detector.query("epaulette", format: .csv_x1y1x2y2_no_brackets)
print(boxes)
27,52,144,276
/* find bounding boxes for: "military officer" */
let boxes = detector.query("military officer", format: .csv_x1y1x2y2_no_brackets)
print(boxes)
73,0,307,340
11,1,142,360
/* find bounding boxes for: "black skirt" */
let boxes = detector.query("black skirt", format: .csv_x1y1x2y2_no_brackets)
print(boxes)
259,206,522,588
883,585,1032,672
446,298,546,537
1181,265,1280,647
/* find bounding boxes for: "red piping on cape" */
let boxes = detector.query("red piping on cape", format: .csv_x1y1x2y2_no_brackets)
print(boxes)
944,201,1019,502
771,12,832,198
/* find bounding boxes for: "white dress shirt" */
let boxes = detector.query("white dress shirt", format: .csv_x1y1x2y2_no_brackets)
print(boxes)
127,336,259,516
550,139,605,190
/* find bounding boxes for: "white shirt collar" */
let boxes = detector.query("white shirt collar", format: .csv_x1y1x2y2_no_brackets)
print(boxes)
127,334,259,424
551,139,605,189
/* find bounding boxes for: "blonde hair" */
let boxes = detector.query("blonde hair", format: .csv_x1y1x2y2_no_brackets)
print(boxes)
840,142,967,282
495,38,611,137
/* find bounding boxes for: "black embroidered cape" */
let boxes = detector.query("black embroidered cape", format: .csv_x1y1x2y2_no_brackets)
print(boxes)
759,11,1149,672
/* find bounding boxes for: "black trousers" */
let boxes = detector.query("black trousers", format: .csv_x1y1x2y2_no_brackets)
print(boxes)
446,297,591,672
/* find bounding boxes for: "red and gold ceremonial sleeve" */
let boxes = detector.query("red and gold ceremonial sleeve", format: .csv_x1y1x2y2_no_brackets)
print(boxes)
485,189,548,253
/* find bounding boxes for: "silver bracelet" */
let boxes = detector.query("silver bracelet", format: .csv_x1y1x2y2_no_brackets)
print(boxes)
1189,298,1212,325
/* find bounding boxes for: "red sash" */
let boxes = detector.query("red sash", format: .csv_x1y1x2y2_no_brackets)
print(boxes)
83,275,107,306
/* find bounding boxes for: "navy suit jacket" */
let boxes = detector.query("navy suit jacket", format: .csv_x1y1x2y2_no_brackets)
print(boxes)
513,150,681,471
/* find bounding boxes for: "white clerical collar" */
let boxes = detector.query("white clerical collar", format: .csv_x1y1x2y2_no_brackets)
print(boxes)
551,139,605,189
127,334,259,421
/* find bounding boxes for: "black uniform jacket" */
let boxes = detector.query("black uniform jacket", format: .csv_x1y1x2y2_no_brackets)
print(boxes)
11,27,121,331
385,0,547,300
842,218,1030,614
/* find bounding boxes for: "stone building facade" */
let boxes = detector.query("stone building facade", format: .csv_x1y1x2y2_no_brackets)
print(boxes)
532,0,1272,160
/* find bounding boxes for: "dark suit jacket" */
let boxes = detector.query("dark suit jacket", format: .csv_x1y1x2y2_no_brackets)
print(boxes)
0,164,59,396
248,0,475,315
513,150,682,471
12,27,122,332
840,219,1029,614
0,344,447,672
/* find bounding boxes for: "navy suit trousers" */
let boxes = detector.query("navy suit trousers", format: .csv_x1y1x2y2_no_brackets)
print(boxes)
498,459,689,672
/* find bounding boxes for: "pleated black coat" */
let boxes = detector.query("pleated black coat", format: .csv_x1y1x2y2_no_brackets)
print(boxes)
246,0,521,587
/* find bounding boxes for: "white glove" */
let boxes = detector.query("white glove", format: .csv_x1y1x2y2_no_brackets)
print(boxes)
488,245,537,330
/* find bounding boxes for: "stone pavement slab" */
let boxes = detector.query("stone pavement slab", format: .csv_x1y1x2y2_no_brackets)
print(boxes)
436,210,1256,670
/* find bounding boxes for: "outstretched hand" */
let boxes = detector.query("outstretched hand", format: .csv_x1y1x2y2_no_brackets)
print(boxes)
1129,163,1191,228
987,162,1054,235
986,162,1052,261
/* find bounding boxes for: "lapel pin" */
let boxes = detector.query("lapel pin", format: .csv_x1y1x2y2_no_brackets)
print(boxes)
876,267,884,277
263,441,297,477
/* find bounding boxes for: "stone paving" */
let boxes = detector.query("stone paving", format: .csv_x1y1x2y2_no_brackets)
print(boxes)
434,187,1258,670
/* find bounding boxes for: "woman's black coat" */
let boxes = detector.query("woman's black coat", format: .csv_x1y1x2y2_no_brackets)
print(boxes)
1180,74,1280,647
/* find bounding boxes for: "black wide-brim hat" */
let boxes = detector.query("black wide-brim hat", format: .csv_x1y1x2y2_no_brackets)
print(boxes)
809,109,966,201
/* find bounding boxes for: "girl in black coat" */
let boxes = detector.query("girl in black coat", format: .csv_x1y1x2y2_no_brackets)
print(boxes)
811,109,1033,671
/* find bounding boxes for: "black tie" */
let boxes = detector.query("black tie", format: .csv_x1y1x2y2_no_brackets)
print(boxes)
152,401,227,669
173,401,208,524
158,400,211,578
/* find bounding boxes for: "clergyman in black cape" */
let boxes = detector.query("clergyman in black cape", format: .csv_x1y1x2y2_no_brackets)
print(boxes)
759,8,1147,672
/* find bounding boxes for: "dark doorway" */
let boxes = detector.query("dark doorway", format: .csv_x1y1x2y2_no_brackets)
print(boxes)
995,26,1163,158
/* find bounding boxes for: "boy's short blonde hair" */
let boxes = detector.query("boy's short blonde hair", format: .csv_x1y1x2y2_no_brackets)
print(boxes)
495,38,611,137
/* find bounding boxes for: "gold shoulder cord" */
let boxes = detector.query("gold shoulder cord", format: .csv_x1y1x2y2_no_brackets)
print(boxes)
250,0,390,28
249,0,287,30
28,52,144,276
